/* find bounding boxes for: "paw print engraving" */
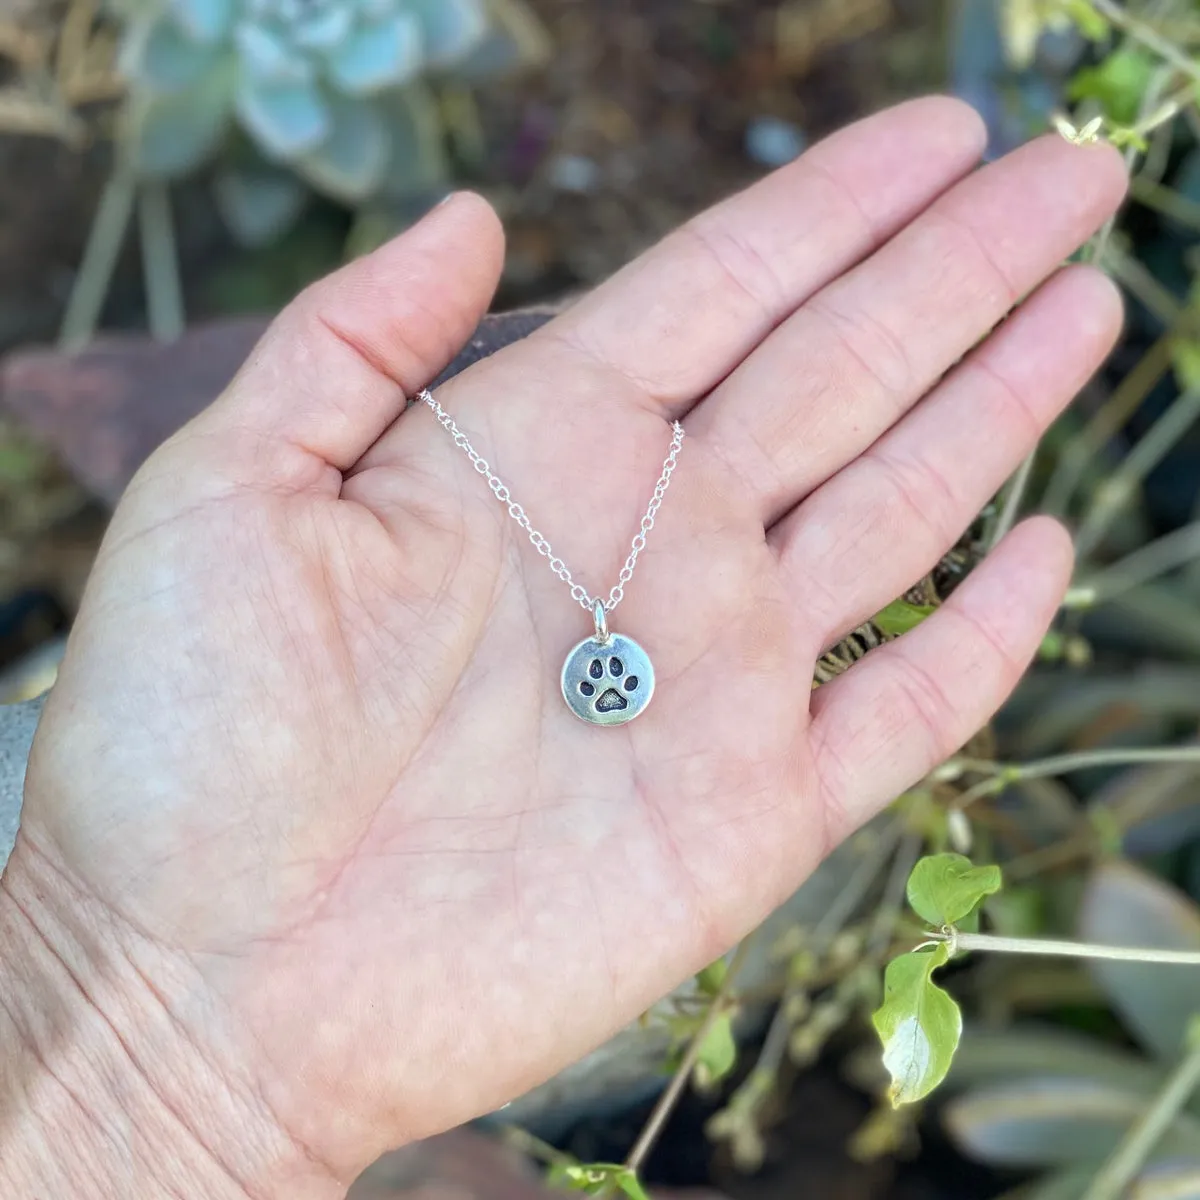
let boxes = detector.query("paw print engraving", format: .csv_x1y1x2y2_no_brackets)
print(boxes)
577,655,640,714
561,632,655,725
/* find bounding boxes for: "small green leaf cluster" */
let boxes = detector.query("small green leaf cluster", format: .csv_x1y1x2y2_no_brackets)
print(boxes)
550,1163,651,1200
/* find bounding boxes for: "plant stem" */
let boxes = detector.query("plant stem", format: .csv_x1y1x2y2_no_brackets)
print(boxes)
625,936,753,1174
502,1125,577,1169
1083,71,1172,269
1041,334,1173,519
1131,175,1200,233
731,820,904,1119
137,182,185,342
1076,385,1200,558
867,829,922,956
988,451,1036,551
1089,0,1200,86
1069,519,1200,607
59,165,137,351
1104,241,1183,325
950,746,1200,809
1081,1038,1200,1200
944,930,1200,965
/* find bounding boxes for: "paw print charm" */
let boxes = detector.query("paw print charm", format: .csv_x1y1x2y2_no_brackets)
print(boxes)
561,632,655,726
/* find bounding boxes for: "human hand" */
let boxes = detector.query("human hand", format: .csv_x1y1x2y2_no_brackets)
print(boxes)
1,98,1126,1197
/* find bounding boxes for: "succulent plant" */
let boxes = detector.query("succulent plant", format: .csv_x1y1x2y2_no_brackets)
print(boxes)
112,0,533,212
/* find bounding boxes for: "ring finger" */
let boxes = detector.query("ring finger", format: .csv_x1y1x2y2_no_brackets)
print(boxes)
689,135,1128,527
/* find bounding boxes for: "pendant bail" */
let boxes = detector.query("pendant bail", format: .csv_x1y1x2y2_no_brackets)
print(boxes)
593,600,610,645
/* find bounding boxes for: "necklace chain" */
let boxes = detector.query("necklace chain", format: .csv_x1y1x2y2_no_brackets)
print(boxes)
418,388,685,615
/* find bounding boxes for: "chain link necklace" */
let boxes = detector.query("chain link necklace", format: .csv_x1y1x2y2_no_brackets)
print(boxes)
419,388,685,726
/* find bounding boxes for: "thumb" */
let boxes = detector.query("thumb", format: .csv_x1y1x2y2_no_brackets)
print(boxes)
196,191,505,482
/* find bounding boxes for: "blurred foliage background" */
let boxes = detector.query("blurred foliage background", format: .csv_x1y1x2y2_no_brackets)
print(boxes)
2,2,1200,1199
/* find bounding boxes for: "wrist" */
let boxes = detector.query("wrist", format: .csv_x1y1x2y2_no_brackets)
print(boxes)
0,830,341,1200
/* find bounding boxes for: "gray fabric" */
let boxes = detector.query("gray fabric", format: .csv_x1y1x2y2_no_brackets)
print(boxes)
0,695,44,872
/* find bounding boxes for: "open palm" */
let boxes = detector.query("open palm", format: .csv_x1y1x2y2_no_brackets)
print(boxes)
9,99,1125,1194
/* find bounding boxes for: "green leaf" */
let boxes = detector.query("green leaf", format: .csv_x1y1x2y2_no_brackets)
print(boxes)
872,944,961,1106
873,600,936,637
378,84,450,199
125,55,238,178
612,1169,651,1200
554,1165,651,1200
124,13,223,93
694,1011,737,1088
1063,0,1110,41
1079,861,1200,1061
406,0,489,67
236,77,331,158
170,0,235,44
324,12,424,95
906,854,1003,927
213,166,308,247
946,1078,1200,1166
1172,338,1200,392
1068,48,1155,125
695,958,728,997
295,96,389,202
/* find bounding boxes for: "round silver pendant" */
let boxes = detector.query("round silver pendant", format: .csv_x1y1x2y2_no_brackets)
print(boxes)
561,632,655,726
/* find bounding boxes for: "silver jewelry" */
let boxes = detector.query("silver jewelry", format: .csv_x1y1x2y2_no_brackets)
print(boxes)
418,388,685,726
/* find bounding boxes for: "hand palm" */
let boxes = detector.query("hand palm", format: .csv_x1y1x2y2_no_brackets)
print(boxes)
13,100,1126,1186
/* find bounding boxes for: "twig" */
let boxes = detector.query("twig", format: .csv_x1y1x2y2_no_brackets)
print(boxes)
949,746,1200,809
1075,386,1200,559
747,820,905,1087
59,165,137,350
1089,0,1200,86
1068,519,1200,607
502,1125,576,1169
625,936,753,1174
1104,241,1183,325
1131,175,1200,233
988,452,1036,551
867,830,922,956
1041,334,1174,518
1083,72,1173,270
1081,1035,1200,1200
943,931,1200,965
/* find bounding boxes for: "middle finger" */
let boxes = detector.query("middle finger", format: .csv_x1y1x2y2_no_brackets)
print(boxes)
689,134,1128,527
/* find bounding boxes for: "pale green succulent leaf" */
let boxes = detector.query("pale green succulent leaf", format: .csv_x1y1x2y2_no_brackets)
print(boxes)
325,13,424,95
122,13,221,93
405,0,489,67
945,1078,1200,1166
295,96,389,201
237,77,331,158
1080,861,1200,1061
234,22,315,84
126,56,237,177
378,83,449,198
213,166,308,247
291,5,356,52
168,0,235,45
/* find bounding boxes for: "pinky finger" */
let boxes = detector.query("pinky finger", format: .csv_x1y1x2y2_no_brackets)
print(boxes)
808,517,1073,843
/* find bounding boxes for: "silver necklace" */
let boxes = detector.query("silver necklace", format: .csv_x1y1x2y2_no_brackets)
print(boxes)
418,388,685,726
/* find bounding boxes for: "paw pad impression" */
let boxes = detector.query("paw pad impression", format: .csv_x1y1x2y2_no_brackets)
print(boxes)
578,655,640,713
